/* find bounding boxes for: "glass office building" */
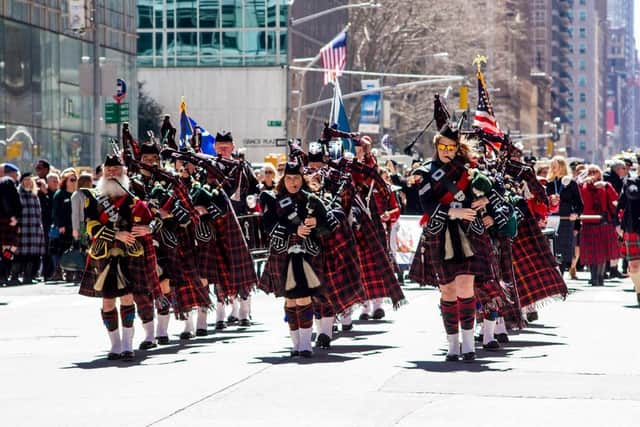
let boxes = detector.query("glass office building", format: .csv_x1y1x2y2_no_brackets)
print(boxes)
136,0,288,67
0,1,138,170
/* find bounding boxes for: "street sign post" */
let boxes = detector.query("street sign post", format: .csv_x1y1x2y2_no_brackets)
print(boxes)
267,120,282,127
105,102,129,124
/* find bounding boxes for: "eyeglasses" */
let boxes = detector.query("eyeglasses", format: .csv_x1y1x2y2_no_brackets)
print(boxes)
264,171,275,175
69,177,77,182
436,143,457,152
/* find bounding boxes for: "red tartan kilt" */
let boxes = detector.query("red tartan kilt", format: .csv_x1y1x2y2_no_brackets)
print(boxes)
512,215,567,307
579,223,619,265
319,219,366,314
212,210,257,299
79,255,134,299
128,235,161,299
258,235,324,298
354,214,404,305
0,219,18,247
167,226,210,312
196,221,221,284
622,232,640,261
173,281,211,313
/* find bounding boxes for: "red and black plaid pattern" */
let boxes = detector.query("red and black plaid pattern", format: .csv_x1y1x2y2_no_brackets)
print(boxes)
440,299,459,335
313,298,336,318
79,248,135,299
258,234,324,297
512,214,568,307
580,223,619,265
167,226,211,314
622,231,640,261
195,218,221,285
318,217,366,314
127,235,162,300
353,202,405,307
210,208,257,301
0,218,18,248
133,292,155,323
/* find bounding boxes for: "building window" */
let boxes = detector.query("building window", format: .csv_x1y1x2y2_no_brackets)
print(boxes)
579,0,586,4
579,11,587,21
579,108,586,119
579,43,586,54
579,28,586,38
579,125,587,135
579,92,586,102
578,76,587,87
579,59,586,70
579,140,586,150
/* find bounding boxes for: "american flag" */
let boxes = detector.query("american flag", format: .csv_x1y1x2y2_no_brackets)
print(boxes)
473,71,504,143
320,31,347,85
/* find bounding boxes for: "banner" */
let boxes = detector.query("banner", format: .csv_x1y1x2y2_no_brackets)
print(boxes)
68,0,88,33
358,79,381,134
391,215,422,268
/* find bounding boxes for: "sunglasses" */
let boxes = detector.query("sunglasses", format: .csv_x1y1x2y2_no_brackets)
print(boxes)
437,143,457,152
69,177,77,182
264,171,275,175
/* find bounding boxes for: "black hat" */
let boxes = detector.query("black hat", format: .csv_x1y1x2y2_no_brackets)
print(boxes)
438,122,460,143
307,141,324,163
215,131,233,143
284,161,303,176
104,154,124,167
140,142,160,155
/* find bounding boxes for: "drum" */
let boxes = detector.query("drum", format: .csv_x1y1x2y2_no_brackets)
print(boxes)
237,214,267,251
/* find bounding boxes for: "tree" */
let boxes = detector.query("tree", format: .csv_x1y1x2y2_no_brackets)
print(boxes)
137,81,164,141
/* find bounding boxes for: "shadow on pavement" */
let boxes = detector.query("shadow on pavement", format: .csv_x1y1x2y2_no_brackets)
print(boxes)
406,359,511,373
63,334,252,370
523,324,558,330
514,329,560,338
335,329,387,340
252,352,358,365
622,304,640,309
500,339,566,348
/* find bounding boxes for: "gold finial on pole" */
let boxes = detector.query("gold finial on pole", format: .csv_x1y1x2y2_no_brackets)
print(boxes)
473,55,488,73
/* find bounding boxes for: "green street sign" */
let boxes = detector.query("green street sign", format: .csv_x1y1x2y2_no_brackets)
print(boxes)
267,120,282,127
105,102,130,124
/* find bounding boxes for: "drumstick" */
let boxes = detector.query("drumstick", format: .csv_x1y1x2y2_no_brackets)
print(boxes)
556,214,602,220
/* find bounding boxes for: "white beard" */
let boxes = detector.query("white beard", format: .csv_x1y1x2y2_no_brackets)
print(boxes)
96,175,130,198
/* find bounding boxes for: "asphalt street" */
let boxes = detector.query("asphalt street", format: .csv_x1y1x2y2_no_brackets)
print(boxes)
1,272,639,427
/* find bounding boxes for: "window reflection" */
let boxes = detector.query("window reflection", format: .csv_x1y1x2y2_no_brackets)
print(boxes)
137,3,153,28
137,0,288,67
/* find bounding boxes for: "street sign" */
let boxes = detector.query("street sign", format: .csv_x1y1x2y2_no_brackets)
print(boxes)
267,120,282,127
105,102,129,124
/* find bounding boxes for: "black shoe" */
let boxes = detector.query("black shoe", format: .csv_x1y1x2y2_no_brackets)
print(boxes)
372,308,385,320
495,333,509,343
239,319,251,327
107,352,121,360
120,351,135,361
196,328,208,337
156,336,170,345
445,354,460,362
215,321,227,330
475,334,483,343
180,331,193,340
289,350,300,357
359,313,370,321
461,352,475,362
227,315,239,324
316,333,331,349
526,312,539,322
610,268,627,279
342,323,353,331
332,324,339,333
299,350,313,358
139,340,157,350
482,340,500,350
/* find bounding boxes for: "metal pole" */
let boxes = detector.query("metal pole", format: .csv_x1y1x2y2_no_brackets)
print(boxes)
285,13,292,139
92,1,101,167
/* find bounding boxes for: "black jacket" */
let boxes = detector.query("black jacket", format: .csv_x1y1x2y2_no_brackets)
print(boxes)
0,176,22,219
546,178,584,216
616,176,640,234
603,170,624,194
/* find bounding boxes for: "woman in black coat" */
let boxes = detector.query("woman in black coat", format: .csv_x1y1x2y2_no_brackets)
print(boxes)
50,169,77,281
546,156,583,275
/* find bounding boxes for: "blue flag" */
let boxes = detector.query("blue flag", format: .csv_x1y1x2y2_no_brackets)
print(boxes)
179,98,216,155
330,80,353,153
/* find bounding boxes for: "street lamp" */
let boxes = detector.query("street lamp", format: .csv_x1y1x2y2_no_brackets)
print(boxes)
286,2,382,138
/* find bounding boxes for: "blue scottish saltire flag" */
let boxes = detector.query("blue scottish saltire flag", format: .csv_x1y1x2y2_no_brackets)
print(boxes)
329,79,354,153
179,97,216,155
